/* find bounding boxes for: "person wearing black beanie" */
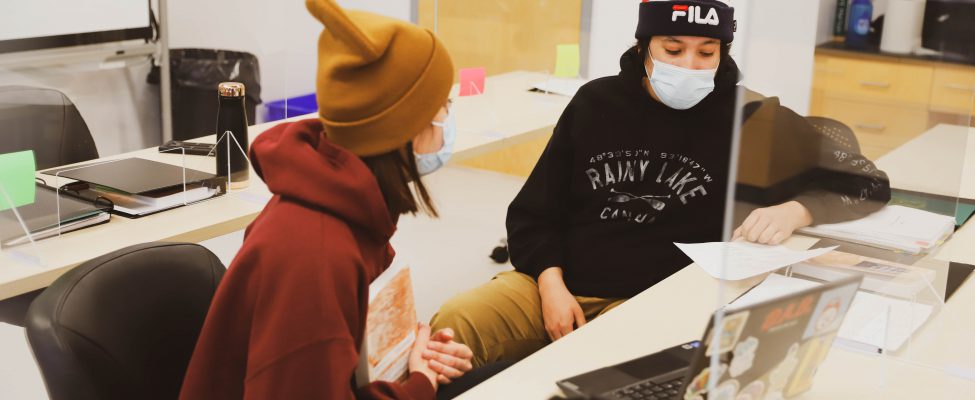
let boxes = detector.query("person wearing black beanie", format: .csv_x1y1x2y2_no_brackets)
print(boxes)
431,0,891,368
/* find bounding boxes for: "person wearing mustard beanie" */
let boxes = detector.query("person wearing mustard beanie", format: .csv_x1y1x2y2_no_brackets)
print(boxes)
431,0,890,369
179,1,502,399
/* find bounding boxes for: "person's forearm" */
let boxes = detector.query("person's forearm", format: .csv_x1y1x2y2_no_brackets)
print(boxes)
784,200,813,227
538,266,566,293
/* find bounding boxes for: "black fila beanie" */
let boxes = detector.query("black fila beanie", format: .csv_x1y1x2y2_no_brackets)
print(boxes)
635,0,736,43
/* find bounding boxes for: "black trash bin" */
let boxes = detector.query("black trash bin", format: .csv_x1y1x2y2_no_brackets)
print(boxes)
161,49,262,141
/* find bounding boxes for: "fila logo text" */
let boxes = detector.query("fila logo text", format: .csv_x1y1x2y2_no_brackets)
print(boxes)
672,5,720,26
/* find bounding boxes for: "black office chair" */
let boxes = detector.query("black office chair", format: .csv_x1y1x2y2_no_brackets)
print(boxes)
806,116,861,154
25,242,226,400
0,85,99,170
0,86,100,327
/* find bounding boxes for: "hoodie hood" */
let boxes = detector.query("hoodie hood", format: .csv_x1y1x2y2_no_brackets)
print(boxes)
249,119,395,242
618,46,741,107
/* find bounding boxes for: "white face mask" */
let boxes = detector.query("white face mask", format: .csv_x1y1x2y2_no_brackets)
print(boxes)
415,105,456,176
645,55,717,110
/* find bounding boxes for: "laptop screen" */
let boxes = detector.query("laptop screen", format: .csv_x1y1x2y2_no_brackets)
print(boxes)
681,276,861,400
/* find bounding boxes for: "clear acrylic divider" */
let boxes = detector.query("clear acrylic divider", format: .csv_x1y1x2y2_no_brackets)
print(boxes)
709,0,975,397
161,130,271,208
0,181,46,267
214,129,265,205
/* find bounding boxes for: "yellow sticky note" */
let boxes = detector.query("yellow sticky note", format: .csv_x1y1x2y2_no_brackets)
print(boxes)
554,44,580,78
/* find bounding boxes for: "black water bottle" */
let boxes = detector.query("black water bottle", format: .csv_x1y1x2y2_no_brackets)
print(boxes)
216,82,250,189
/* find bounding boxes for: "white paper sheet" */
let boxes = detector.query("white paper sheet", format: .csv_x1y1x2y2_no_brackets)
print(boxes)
675,241,838,281
835,290,934,353
531,78,587,97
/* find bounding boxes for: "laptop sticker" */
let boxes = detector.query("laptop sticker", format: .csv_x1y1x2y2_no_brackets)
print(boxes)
729,336,759,378
760,295,815,334
785,333,837,396
706,311,750,355
735,380,765,400
712,379,739,400
684,364,728,400
802,283,858,340
767,343,800,394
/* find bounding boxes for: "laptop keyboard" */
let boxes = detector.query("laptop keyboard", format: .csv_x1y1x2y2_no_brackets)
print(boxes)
610,378,683,400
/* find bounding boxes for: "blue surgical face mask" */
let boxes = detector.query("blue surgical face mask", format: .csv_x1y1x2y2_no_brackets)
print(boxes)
415,105,456,176
646,55,718,110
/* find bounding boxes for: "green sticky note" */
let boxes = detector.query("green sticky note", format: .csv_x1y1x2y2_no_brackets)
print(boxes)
0,150,36,211
554,44,580,78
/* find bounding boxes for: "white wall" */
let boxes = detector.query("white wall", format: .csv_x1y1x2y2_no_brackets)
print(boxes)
735,0,821,115
585,0,822,115
586,0,640,81
0,55,161,157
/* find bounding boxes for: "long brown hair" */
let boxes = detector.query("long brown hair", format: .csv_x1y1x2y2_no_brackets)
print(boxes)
360,142,438,219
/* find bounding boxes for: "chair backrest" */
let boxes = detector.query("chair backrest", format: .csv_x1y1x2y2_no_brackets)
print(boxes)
0,86,99,170
805,116,862,154
25,242,226,400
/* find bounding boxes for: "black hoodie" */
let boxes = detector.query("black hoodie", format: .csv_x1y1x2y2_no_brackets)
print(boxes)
505,48,890,298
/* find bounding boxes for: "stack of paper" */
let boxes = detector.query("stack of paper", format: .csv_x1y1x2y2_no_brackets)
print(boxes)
799,205,955,254
789,250,936,298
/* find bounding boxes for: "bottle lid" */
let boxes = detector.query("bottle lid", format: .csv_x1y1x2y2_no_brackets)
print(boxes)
218,82,246,97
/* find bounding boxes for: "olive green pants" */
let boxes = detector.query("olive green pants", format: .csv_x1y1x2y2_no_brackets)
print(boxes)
430,271,627,368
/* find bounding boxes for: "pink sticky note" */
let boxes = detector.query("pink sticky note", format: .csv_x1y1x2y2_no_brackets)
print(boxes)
459,67,486,97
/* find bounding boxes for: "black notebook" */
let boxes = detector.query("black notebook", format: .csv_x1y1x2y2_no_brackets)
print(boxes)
51,158,225,217
0,184,112,246
51,158,220,195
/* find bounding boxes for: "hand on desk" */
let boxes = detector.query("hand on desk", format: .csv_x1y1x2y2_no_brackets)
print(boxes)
733,201,813,245
538,266,586,341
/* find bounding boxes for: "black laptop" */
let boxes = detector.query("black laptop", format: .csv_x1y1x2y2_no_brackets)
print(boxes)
557,274,863,400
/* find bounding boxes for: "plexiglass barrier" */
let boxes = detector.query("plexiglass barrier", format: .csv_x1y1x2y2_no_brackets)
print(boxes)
717,0,975,398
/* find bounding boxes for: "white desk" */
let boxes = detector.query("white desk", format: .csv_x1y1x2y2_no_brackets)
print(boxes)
459,235,975,399
450,71,571,160
0,71,571,301
0,121,276,301
876,124,975,201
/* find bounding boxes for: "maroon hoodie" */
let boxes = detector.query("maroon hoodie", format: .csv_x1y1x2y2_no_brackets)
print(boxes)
180,119,435,399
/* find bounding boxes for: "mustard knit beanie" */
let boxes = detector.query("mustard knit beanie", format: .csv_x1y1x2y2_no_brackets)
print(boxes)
306,0,455,156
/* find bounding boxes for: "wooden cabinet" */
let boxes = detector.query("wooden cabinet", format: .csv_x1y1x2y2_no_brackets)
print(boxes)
815,56,933,106
810,49,974,160
930,65,975,116
820,98,930,160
